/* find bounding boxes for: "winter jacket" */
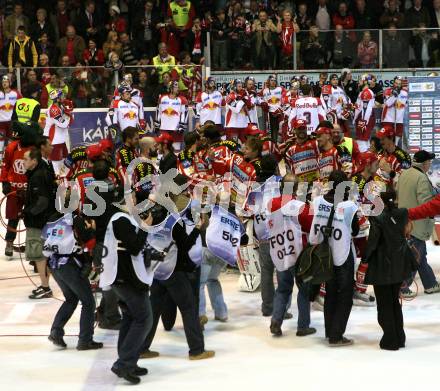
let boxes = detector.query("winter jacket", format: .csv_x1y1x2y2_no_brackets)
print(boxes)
408,194,440,220
23,161,56,229
7,35,38,69
397,165,435,241
364,208,415,286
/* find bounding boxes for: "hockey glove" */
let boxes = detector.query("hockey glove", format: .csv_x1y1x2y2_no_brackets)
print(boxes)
139,119,147,131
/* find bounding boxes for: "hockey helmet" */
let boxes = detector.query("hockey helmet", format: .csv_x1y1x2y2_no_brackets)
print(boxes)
359,88,374,101
99,138,114,152
86,144,104,161
155,132,174,145
232,78,244,89
246,123,263,136
315,126,331,136
300,75,309,84
376,125,395,139
49,89,63,102
205,76,215,88
118,82,132,94
168,80,179,93
321,84,332,95
330,73,339,81
267,74,277,83
292,118,307,129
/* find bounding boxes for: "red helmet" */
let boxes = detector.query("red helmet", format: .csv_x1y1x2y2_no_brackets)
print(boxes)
86,144,103,161
321,85,332,95
155,132,174,145
246,123,263,136
315,127,331,136
292,119,307,129
376,125,395,139
359,89,374,101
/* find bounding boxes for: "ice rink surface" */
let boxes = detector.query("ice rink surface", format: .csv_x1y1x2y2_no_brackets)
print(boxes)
1,239,440,391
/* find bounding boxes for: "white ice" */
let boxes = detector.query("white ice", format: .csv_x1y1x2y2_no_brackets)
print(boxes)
1,236,440,391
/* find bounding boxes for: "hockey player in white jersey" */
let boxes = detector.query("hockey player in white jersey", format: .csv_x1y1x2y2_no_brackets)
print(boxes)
224,79,252,142
112,74,146,131
288,84,326,135
155,81,189,151
106,84,142,141
260,74,286,142
43,89,74,175
194,77,223,129
382,76,408,146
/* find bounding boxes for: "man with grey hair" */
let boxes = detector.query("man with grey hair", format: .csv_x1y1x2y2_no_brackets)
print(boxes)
397,150,440,298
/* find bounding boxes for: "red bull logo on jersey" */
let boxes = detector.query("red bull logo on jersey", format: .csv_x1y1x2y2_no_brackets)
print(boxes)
396,101,405,109
269,97,280,104
123,111,137,120
202,101,219,110
0,103,13,111
162,107,179,116
296,102,318,109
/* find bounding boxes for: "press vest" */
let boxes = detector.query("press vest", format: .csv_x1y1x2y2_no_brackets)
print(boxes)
169,1,192,27
15,98,39,122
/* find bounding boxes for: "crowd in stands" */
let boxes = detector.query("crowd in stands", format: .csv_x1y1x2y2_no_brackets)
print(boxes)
0,0,440,108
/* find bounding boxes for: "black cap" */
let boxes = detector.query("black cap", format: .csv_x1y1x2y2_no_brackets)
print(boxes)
414,150,435,163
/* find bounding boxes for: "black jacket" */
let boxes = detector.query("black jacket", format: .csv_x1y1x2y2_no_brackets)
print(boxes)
363,208,415,286
159,152,177,174
23,161,56,229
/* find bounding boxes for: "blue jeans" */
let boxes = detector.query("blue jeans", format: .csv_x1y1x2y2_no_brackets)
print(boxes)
199,247,228,319
112,284,153,371
272,266,311,329
50,259,95,344
403,236,437,291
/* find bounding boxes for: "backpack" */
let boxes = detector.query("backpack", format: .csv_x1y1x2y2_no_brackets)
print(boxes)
295,206,335,285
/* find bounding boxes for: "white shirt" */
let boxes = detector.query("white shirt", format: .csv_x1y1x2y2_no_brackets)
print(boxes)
316,6,330,30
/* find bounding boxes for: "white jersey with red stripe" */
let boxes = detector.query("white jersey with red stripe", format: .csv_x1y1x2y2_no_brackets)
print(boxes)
288,96,326,134
261,86,286,113
156,94,188,131
354,88,375,124
330,86,348,118
318,147,342,181
382,87,408,124
195,90,223,125
106,99,140,130
224,92,249,128
43,103,71,145
113,87,145,120
246,91,260,124
0,89,21,122
284,139,320,183
282,89,300,119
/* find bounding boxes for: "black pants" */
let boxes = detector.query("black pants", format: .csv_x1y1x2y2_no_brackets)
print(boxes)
373,283,405,350
50,259,95,344
269,114,280,143
5,218,19,242
112,283,153,371
97,289,121,324
144,270,205,356
324,252,354,342
161,268,200,330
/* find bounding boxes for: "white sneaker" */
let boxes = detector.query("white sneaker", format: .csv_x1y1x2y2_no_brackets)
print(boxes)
313,295,325,312
425,283,440,294
353,291,376,307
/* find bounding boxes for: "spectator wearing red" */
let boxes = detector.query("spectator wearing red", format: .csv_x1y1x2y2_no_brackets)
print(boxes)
51,0,70,40
158,17,180,58
357,31,378,68
278,9,299,69
185,17,206,63
57,25,86,65
105,5,126,35
332,2,354,30
83,38,105,66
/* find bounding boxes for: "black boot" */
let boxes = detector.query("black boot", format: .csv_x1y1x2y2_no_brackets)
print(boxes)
270,320,282,337
48,335,67,348
77,340,104,350
111,367,141,384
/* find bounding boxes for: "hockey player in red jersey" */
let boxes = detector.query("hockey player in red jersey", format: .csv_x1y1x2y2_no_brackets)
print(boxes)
194,77,223,129
224,79,252,142
354,77,376,152
284,119,320,183
260,74,286,142
382,76,408,146
176,132,201,183
64,145,89,180
43,90,74,176
288,84,326,135
246,124,280,161
0,121,40,256
375,125,411,186
351,151,381,306
155,80,189,151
